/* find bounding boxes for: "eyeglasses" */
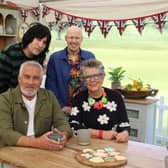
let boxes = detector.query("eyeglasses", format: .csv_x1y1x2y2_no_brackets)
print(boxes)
81,72,104,82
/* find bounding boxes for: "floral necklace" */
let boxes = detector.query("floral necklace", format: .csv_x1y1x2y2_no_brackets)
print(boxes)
88,90,108,110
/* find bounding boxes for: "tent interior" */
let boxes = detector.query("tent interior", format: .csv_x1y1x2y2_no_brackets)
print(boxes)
6,0,168,21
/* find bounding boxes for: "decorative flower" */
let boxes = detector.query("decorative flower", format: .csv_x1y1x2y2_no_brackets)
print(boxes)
88,97,95,106
82,101,91,111
105,101,117,112
71,107,79,116
97,114,110,125
101,97,107,104
93,101,103,110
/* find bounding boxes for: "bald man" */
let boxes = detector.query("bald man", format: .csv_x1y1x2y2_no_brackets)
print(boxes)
45,26,95,116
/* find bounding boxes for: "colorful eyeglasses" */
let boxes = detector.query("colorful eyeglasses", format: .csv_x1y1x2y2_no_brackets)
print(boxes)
81,72,104,82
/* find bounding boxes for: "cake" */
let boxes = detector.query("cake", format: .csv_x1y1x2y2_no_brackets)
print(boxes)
75,147,127,167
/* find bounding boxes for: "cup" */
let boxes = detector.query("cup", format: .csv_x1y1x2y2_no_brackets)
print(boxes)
77,129,90,145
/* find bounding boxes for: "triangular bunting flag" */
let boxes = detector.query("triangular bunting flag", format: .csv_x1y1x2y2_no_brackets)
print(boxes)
97,21,112,38
42,5,50,18
114,21,127,36
132,18,146,34
82,20,96,37
55,11,63,24
67,16,76,26
152,13,166,33
58,22,67,32
20,8,28,22
31,7,40,20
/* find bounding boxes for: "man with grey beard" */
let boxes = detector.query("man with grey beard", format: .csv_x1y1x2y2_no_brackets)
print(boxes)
0,61,72,152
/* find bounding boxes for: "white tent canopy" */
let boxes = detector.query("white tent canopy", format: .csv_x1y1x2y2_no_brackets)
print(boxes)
7,0,39,8
41,0,168,20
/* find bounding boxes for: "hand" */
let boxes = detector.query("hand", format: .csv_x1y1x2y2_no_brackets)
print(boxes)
102,130,118,140
53,128,68,146
62,106,72,115
36,131,64,150
115,131,129,142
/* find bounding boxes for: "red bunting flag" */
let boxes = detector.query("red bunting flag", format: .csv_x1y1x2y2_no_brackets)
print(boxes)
54,11,63,24
42,5,50,18
67,16,76,26
97,21,112,38
58,22,67,32
82,20,96,37
114,21,127,36
20,8,28,22
132,18,146,34
31,7,40,20
152,13,166,33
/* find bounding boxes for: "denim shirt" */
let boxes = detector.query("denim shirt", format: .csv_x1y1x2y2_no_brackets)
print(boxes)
45,48,95,108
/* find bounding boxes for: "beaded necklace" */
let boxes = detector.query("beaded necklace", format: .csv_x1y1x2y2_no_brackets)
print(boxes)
88,90,108,110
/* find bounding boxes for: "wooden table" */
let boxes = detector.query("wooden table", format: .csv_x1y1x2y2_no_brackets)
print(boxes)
0,137,167,168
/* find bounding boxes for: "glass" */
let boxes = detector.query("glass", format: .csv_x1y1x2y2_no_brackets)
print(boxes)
81,72,104,82
77,129,90,145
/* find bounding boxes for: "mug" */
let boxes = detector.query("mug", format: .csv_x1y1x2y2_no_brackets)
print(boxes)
77,129,90,145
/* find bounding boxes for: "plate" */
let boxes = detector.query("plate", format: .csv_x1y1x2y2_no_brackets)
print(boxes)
75,148,127,168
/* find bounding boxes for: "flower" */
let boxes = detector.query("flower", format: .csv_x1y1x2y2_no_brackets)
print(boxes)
93,101,103,110
105,101,117,112
82,101,91,111
71,107,79,116
101,97,107,104
97,114,110,125
88,97,95,106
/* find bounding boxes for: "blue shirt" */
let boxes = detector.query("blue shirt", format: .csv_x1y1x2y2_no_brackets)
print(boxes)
45,48,95,108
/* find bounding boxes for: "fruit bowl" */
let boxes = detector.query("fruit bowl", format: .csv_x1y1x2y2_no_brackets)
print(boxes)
117,89,158,99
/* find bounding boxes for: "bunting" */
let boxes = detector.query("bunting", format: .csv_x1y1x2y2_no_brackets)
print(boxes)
42,5,50,18
67,16,76,26
18,5,168,38
58,22,68,32
152,13,167,33
132,18,146,34
31,7,40,20
114,21,127,36
54,11,63,24
82,20,96,37
97,21,112,38
20,9,28,22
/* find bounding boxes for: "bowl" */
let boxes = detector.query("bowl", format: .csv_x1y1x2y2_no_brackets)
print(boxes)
117,89,158,99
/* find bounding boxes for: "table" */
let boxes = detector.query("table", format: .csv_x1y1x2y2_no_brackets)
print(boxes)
0,137,167,168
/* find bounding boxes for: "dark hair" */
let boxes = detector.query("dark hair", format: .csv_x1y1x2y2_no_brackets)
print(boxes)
21,23,51,53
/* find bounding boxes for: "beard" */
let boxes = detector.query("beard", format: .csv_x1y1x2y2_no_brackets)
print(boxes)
20,86,38,98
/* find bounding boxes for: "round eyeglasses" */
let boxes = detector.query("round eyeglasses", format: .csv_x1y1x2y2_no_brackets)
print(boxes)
81,72,104,82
